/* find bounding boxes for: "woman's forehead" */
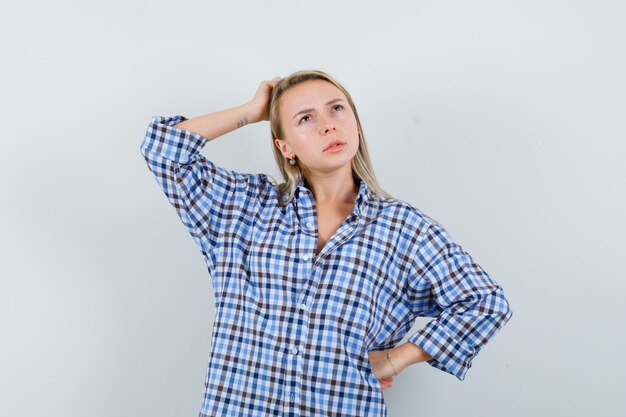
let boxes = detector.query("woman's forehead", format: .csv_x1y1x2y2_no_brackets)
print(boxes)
281,79,345,110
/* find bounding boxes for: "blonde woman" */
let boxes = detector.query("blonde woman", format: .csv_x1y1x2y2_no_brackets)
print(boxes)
139,69,513,416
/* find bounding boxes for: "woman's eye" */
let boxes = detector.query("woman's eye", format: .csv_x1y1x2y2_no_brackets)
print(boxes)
299,105,342,124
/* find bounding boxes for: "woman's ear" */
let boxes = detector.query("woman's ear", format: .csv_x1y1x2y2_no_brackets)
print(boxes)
274,138,292,158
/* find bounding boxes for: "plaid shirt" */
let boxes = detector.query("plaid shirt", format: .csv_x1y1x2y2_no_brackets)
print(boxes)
140,115,513,417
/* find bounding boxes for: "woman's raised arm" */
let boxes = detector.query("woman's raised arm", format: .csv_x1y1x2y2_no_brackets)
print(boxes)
138,76,281,267
173,76,281,141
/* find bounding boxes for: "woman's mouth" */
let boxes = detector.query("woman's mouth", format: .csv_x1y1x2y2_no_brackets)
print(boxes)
324,142,346,153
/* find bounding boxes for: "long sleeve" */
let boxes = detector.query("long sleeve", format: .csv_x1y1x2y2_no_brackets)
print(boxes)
406,222,513,381
139,115,260,267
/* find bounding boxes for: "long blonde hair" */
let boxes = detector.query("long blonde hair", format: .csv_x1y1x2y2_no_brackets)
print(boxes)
268,69,395,206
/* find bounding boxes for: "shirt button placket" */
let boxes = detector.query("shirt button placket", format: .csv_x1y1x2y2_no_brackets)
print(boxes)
295,298,307,410
287,247,312,414
286,340,301,413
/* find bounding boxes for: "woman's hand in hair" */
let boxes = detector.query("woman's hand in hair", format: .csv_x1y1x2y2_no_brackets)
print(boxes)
248,76,281,123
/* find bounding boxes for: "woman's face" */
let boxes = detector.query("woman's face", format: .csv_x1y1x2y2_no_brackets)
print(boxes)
274,79,359,175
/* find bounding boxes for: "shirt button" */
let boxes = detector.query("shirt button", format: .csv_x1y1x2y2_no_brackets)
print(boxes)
305,221,312,228
291,347,299,355
299,302,307,310
302,254,309,261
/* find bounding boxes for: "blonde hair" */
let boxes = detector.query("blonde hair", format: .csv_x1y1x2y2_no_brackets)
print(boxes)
268,69,396,206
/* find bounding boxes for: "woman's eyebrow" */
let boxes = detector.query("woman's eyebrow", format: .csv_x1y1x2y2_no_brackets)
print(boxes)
292,98,344,119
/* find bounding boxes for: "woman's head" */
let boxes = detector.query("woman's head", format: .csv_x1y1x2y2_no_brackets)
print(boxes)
272,77,359,179
268,69,394,205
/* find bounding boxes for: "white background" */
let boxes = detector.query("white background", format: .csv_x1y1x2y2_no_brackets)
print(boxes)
1,1,624,416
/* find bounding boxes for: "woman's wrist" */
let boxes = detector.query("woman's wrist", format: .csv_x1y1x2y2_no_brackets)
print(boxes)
393,342,433,372
242,100,264,124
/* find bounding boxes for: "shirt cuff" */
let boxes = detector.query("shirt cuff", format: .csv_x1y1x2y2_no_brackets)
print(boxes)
407,319,476,381
139,115,208,165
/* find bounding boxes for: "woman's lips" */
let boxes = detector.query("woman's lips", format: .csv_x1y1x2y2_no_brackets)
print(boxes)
324,143,345,153
324,141,346,152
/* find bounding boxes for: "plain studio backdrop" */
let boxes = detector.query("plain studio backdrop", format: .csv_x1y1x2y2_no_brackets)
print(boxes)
1,1,624,416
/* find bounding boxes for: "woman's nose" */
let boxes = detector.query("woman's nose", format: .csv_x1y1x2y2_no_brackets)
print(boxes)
319,115,336,134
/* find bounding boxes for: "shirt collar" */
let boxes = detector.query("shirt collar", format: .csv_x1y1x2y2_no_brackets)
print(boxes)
294,175,374,217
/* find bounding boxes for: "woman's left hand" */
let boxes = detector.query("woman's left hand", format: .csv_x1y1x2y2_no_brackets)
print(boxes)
367,348,402,389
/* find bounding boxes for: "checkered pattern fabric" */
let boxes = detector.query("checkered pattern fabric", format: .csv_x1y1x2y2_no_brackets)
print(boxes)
139,115,513,416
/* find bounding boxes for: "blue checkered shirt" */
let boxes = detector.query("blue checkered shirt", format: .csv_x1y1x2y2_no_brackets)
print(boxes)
139,115,513,416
